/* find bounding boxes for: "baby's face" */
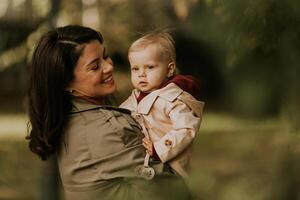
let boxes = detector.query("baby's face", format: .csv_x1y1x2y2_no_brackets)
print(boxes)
129,45,171,93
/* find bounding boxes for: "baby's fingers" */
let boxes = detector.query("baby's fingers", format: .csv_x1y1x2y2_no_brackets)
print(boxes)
146,149,153,156
143,140,150,149
142,141,148,148
142,137,150,143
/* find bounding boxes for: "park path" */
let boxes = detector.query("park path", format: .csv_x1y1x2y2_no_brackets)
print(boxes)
0,114,27,139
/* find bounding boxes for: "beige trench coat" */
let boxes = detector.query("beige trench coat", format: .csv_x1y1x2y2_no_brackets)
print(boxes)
120,83,205,177
57,98,190,200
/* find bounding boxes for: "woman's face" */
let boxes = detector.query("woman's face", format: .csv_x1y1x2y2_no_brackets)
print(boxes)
68,40,116,103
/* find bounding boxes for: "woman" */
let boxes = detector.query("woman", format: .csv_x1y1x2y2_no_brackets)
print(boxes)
26,25,190,200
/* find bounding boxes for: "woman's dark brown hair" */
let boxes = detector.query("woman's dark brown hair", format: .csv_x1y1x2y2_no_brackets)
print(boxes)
26,25,103,160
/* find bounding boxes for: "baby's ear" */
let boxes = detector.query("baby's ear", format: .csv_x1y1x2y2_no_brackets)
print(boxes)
167,62,176,77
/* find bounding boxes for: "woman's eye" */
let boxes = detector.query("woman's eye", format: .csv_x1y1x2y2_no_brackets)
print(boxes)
131,67,138,71
91,63,99,70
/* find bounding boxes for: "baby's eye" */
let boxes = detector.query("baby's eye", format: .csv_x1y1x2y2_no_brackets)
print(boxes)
148,65,155,69
131,67,139,71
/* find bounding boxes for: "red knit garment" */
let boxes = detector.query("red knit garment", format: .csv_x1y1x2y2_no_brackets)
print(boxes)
137,74,201,103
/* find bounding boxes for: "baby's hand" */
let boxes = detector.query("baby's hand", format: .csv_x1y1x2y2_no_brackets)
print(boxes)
142,137,153,156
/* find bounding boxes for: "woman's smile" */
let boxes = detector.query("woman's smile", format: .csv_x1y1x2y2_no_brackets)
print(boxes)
102,75,114,84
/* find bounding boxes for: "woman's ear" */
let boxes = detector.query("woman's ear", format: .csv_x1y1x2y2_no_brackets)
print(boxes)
65,88,74,93
167,62,176,77
64,85,74,93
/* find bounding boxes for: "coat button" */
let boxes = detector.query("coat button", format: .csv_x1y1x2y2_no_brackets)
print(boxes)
164,139,172,147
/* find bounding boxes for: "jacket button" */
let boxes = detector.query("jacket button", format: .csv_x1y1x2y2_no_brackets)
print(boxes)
164,139,172,147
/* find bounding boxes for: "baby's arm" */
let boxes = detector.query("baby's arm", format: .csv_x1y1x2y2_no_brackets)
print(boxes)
153,99,202,163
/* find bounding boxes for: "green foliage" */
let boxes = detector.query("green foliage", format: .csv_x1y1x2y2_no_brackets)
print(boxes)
186,0,300,123
187,0,300,68
0,0,299,127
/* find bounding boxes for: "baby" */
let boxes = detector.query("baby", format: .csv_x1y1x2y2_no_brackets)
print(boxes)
120,30,204,177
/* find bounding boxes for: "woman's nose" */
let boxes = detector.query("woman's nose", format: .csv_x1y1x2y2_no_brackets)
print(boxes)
102,59,114,73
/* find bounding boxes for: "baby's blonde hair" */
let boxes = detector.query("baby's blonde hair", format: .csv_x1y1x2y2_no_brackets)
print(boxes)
129,29,176,63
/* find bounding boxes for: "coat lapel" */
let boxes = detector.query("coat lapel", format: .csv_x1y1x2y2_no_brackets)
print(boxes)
137,83,183,115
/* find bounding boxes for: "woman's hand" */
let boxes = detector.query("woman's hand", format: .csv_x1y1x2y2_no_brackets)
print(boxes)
142,137,153,156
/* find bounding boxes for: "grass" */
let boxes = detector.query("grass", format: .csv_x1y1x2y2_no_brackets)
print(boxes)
0,139,41,200
189,112,300,200
0,112,299,200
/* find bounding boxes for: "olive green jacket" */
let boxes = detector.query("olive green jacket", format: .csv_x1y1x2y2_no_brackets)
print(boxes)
57,98,147,199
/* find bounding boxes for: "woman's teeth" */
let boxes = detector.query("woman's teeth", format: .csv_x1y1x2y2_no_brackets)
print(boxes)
103,76,113,83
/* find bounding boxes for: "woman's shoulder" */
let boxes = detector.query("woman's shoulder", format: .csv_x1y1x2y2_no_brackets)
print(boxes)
70,97,101,113
70,97,131,115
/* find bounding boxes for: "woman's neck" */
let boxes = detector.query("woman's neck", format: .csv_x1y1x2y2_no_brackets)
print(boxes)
74,95,104,105
84,96,104,105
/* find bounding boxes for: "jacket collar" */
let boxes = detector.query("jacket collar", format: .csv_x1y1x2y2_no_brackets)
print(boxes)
133,83,183,114
70,97,101,113
71,97,131,114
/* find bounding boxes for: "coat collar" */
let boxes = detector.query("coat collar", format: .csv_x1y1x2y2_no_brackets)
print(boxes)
70,97,101,113
71,97,131,114
133,83,183,114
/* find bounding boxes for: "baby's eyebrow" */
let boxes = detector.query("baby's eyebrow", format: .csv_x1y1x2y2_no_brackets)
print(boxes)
144,64,156,68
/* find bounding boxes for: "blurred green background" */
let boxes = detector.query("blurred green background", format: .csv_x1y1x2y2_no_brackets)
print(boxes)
0,0,299,199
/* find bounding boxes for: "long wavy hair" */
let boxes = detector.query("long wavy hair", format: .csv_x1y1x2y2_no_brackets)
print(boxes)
26,25,103,160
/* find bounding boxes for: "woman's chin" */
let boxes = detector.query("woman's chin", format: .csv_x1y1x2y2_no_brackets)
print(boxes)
106,84,117,95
